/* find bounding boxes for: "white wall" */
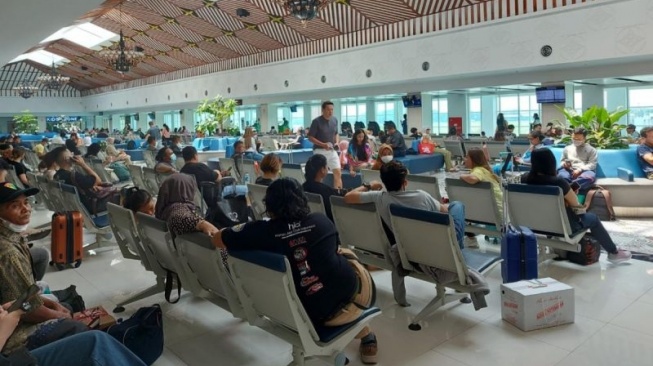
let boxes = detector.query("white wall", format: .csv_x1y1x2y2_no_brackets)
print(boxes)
80,0,653,114
0,97,85,116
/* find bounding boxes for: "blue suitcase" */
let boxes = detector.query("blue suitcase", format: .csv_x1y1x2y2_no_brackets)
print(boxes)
501,226,538,283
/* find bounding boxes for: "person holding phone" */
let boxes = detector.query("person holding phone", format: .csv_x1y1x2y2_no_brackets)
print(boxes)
557,128,598,191
0,303,146,365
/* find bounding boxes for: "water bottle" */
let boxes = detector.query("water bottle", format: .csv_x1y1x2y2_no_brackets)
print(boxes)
244,173,250,184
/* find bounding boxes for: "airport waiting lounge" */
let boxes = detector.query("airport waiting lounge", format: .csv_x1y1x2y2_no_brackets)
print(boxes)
1,0,653,365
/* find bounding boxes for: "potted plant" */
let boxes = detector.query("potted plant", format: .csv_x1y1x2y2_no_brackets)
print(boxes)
13,110,38,134
196,95,238,136
556,105,629,149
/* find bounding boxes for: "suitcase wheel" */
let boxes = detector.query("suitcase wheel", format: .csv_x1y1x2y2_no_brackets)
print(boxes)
74,260,82,268
460,297,472,304
55,263,66,271
49,261,53,266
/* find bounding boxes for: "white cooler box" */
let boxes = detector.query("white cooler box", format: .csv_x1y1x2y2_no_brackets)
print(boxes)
501,277,574,331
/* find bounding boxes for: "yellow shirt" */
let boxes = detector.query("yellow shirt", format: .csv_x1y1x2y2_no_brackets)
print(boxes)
33,144,45,156
470,166,503,217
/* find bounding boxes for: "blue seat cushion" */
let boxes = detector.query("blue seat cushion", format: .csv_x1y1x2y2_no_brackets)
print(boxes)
92,213,110,228
315,307,380,343
461,249,502,273
395,154,444,174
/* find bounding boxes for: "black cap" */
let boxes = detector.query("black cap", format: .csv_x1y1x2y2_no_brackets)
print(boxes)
0,182,39,204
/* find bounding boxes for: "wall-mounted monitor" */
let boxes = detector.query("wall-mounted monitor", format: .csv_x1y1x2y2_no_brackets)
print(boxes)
402,94,422,108
289,105,298,113
535,86,565,104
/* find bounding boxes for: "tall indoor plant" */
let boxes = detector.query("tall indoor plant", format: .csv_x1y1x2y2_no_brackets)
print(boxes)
557,105,629,149
13,110,38,134
196,95,237,136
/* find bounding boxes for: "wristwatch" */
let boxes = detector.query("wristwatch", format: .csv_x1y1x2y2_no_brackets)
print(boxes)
362,182,372,191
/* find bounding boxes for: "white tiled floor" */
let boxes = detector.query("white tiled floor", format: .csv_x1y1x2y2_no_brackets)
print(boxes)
29,209,653,366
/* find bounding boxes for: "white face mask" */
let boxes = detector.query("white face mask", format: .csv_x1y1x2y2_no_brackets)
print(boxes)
381,155,393,163
573,140,583,147
1,218,28,233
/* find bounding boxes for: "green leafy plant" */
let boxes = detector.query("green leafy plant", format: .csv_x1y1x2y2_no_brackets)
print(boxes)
557,105,629,149
196,95,238,136
13,110,38,134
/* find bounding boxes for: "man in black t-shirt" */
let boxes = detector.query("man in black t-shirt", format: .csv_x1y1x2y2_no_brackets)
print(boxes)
211,178,379,364
180,146,223,186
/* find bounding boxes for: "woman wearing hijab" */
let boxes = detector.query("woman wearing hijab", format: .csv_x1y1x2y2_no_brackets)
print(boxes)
371,144,394,170
154,174,218,236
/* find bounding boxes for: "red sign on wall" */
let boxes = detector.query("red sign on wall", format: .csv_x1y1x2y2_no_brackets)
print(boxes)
448,117,463,135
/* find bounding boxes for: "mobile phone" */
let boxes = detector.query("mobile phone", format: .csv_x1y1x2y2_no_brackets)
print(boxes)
7,284,40,313
227,166,233,172
570,182,580,191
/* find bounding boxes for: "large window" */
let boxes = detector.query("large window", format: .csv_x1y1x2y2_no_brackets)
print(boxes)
290,106,304,132
232,108,258,131
375,101,395,122
341,103,366,125
628,88,653,130
432,99,448,134
497,93,539,135
574,90,583,114
468,97,482,135
162,112,181,130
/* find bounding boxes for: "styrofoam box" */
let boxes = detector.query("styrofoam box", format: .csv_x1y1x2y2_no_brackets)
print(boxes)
501,277,574,331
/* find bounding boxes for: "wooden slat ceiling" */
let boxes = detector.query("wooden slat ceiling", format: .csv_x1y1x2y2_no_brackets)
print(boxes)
9,0,494,91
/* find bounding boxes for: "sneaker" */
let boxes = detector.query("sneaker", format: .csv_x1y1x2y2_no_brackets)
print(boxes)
464,236,479,249
360,334,378,364
608,249,632,264
647,172,653,180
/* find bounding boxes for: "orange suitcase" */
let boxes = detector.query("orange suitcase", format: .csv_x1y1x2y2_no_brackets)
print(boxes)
50,212,83,270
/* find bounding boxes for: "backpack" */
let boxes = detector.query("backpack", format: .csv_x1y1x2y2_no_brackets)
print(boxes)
106,305,163,366
585,186,615,221
566,234,601,265
126,140,136,150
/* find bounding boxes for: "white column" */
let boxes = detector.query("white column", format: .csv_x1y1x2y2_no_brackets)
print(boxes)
111,114,120,131
405,93,423,133
605,87,627,112
37,116,46,132
366,100,375,126
154,111,165,125
420,94,433,132
540,82,566,127
447,93,466,135
481,95,496,136
581,85,604,110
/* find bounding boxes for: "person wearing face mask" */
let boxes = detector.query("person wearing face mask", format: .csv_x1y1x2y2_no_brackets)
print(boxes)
557,127,597,191
0,182,85,354
154,147,178,175
372,144,394,170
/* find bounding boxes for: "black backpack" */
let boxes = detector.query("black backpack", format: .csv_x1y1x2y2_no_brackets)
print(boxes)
107,305,163,366
585,187,615,221
127,140,136,150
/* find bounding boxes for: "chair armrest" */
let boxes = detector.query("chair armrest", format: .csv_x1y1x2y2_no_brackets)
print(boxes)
617,167,634,182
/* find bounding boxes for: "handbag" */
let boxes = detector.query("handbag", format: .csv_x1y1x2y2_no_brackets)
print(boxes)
51,284,86,313
106,305,163,366
71,172,120,215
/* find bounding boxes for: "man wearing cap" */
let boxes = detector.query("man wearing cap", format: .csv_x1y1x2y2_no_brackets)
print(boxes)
0,182,74,353
384,122,407,157
309,101,342,189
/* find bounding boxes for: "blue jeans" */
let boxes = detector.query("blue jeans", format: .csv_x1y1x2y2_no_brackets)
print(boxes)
244,151,264,162
32,331,146,366
447,201,466,250
557,167,596,191
579,213,618,254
